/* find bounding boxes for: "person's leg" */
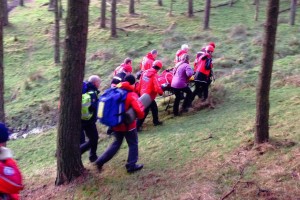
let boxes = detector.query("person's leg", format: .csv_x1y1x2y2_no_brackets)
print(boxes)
80,130,86,145
182,87,193,109
80,123,99,162
150,100,162,125
173,88,181,116
95,132,124,166
137,103,151,131
80,124,91,155
124,129,143,172
202,82,209,101
192,82,202,100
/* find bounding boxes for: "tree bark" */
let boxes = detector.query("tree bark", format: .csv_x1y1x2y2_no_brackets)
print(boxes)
2,0,8,26
48,0,55,11
54,0,60,63
100,0,106,28
188,0,193,17
19,0,24,6
129,0,135,14
254,0,259,21
255,0,279,144
55,0,89,185
0,0,4,123
290,0,297,25
203,0,211,30
158,0,163,6
111,0,117,37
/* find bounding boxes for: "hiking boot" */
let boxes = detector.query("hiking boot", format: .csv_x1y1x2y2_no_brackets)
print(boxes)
137,126,143,132
153,121,163,126
201,98,207,102
127,164,144,173
96,164,103,172
89,155,98,163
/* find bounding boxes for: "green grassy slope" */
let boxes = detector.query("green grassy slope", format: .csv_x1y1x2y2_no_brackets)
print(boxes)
4,0,300,199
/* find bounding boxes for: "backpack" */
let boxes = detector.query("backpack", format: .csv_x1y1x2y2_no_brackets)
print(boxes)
81,91,95,120
0,158,23,195
97,87,128,127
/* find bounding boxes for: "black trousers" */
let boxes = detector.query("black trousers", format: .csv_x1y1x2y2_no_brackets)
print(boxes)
192,81,209,100
80,122,99,160
173,86,192,115
137,100,159,129
95,129,139,169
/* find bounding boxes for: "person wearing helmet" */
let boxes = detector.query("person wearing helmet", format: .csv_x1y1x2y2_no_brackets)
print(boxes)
140,49,158,71
171,54,194,116
114,58,133,75
0,123,24,200
174,44,189,64
136,60,164,131
192,45,214,102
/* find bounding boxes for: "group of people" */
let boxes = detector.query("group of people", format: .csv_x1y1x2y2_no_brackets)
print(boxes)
80,42,216,174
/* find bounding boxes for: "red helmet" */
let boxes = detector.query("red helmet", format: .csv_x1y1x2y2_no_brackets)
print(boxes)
205,45,214,53
209,42,215,48
153,60,163,69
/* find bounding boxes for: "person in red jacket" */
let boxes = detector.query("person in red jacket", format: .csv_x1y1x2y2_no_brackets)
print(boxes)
192,45,214,102
174,44,189,64
95,75,145,173
136,60,164,131
114,58,133,75
140,49,157,71
0,123,24,200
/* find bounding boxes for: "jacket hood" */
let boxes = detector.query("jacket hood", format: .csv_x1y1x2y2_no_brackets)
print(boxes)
144,68,157,77
86,82,100,94
146,53,155,61
117,82,134,91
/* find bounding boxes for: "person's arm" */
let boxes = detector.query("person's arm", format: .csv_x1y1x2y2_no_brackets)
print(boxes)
129,93,145,119
153,76,164,95
185,65,194,78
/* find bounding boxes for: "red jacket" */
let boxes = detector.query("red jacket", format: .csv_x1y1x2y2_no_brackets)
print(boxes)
138,68,163,100
112,82,144,132
174,49,188,63
194,53,213,76
140,53,155,71
114,63,132,75
0,157,23,200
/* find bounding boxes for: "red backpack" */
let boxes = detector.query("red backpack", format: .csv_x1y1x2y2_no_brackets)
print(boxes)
157,68,174,91
0,158,23,199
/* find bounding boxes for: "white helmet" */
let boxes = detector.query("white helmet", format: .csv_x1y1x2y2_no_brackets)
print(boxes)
181,44,189,50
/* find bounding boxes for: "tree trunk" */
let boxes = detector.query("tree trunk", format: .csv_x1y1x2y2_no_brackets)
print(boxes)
3,0,8,26
203,0,211,30
54,0,60,63
158,0,163,6
0,0,4,123
129,0,134,14
19,0,24,6
55,0,89,185
254,0,259,21
188,0,193,17
100,0,106,28
290,0,297,25
111,0,117,37
255,0,279,144
48,0,55,11
169,0,174,16
58,0,63,19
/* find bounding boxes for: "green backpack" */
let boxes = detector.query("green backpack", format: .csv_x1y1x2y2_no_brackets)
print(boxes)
81,91,95,120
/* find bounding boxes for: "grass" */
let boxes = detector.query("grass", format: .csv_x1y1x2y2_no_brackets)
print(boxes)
3,0,300,199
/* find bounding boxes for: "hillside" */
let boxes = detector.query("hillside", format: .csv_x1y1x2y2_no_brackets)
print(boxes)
3,0,300,199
